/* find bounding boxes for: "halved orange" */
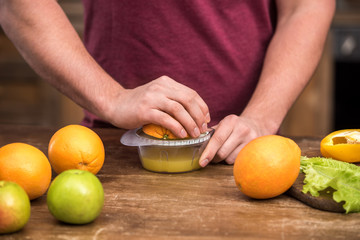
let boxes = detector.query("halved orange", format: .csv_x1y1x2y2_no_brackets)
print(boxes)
142,124,178,139
142,124,190,139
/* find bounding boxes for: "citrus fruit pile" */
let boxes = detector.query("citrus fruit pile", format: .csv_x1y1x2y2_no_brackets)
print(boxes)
0,125,105,234
3,122,357,234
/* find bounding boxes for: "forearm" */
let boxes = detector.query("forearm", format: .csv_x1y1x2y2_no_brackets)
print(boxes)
241,0,335,133
0,0,122,122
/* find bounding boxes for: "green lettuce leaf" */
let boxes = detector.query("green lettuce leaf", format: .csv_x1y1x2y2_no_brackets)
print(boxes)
300,156,360,213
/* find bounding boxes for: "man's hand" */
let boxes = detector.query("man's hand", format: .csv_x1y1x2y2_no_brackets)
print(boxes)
199,115,271,167
108,76,210,138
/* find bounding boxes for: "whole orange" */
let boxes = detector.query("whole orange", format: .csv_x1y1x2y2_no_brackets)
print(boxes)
0,143,52,200
233,135,301,199
48,125,105,175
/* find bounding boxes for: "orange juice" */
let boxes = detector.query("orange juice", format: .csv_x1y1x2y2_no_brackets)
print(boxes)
138,145,203,173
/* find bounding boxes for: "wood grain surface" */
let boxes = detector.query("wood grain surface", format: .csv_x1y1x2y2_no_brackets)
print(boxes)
0,125,359,240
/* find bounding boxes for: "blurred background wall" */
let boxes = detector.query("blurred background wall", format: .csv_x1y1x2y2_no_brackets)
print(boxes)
0,0,359,136
0,0,84,127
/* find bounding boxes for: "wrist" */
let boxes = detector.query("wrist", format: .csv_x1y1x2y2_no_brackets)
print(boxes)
89,80,126,127
241,107,284,135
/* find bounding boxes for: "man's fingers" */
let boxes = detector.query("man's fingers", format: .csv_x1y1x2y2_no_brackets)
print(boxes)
160,76,210,133
143,104,198,139
225,145,245,165
160,100,200,138
199,126,232,167
144,109,189,138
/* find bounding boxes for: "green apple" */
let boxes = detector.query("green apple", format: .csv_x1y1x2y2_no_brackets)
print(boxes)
0,181,31,234
46,169,104,224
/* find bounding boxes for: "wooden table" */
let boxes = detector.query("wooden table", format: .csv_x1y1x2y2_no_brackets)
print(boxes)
1,125,359,239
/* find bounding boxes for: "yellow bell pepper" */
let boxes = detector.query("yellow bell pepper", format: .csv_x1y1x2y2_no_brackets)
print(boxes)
320,129,360,163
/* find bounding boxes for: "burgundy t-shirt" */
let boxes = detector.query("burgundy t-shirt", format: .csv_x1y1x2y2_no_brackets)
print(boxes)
81,0,276,128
